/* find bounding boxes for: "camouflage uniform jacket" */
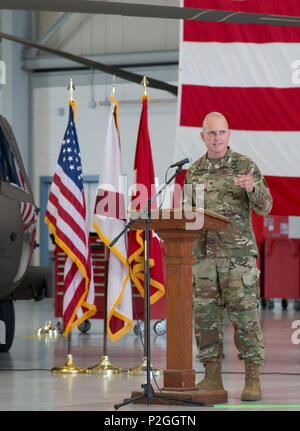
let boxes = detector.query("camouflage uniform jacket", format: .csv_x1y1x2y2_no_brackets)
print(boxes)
183,147,273,258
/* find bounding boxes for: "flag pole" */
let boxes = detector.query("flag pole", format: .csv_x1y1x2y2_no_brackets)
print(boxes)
128,76,162,376
88,76,123,374
52,332,87,373
51,79,87,374
111,74,116,98
103,245,109,356
88,243,123,374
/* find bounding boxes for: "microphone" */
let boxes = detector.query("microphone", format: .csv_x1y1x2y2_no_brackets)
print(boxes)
170,157,193,168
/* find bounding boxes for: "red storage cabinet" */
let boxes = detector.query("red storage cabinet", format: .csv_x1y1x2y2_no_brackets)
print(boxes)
263,215,289,239
254,215,292,307
264,238,300,300
54,233,166,322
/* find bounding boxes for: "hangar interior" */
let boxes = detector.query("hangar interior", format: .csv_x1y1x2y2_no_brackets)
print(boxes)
0,2,300,413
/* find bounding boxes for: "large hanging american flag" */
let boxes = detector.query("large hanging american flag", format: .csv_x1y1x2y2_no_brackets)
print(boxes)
174,0,300,230
45,100,96,336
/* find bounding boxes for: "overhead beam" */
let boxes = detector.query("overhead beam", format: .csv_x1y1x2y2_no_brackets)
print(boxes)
37,12,72,45
24,50,179,71
1,1,300,27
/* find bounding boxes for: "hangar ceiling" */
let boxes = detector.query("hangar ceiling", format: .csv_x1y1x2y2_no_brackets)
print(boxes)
1,2,300,94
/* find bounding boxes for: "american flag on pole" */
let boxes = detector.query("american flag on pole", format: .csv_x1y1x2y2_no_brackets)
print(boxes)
93,96,133,342
45,100,96,337
174,1,300,225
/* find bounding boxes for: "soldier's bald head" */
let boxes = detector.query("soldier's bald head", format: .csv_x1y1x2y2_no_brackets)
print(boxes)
203,112,229,131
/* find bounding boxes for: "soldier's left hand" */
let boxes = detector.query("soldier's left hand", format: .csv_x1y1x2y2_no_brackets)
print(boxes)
235,168,254,192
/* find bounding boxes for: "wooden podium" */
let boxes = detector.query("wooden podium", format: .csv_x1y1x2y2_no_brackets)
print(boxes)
129,208,231,405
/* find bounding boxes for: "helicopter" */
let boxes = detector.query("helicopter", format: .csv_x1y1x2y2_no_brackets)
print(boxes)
0,115,50,353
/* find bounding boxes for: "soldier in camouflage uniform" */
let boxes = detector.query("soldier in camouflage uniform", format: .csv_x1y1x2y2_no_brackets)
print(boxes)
182,112,273,401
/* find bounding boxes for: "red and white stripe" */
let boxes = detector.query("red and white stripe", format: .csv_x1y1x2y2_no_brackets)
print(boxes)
175,0,300,216
17,169,36,231
46,165,95,336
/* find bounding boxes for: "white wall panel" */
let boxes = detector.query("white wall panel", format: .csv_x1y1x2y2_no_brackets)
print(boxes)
36,11,60,41
102,15,124,54
35,0,179,56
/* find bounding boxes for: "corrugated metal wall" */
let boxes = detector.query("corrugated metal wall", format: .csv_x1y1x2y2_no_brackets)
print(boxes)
34,0,179,56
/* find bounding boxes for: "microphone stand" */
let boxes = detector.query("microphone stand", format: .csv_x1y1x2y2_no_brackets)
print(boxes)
109,166,181,248
112,165,208,409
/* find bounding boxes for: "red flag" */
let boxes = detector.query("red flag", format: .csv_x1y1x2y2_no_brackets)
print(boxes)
128,96,165,304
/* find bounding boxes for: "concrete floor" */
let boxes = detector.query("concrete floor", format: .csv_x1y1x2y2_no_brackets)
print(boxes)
0,298,300,413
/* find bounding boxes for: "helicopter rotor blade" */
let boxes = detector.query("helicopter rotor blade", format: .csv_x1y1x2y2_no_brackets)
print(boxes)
1,1,300,27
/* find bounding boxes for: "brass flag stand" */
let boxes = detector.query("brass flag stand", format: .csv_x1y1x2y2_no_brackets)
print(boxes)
127,259,161,376
88,244,124,374
127,76,162,377
52,332,87,374
37,320,59,337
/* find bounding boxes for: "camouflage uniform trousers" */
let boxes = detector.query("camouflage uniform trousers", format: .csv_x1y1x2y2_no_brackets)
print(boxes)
192,256,265,365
